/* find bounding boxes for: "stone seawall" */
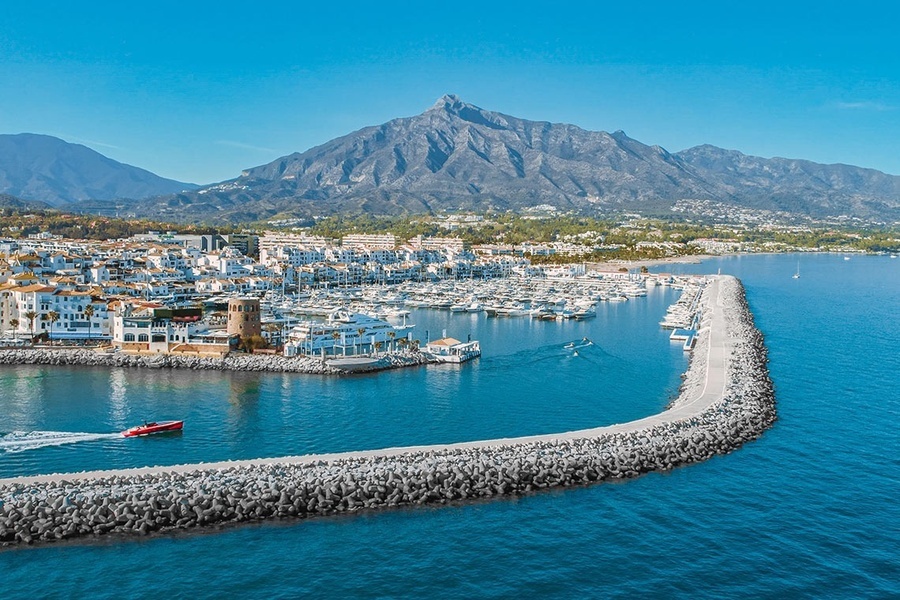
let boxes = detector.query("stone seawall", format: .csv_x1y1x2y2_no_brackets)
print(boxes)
0,348,431,375
0,276,776,547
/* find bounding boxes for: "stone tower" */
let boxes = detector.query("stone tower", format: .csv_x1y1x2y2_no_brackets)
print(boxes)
227,297,261,339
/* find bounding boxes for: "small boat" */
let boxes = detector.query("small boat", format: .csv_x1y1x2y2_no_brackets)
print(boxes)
122,420,184,437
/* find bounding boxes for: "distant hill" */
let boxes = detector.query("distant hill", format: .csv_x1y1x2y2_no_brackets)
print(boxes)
0,193,51,210
0,133,197,207
86,96,900,223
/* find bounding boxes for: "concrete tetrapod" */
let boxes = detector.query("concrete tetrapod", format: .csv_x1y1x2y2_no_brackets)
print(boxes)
0,276,776,546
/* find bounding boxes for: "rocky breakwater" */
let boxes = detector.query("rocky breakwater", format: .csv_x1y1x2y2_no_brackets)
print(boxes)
0,348,432,375
0,276,775,547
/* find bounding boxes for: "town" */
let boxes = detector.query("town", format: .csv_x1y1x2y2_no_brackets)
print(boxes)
0,227,647,362
1,212,891,362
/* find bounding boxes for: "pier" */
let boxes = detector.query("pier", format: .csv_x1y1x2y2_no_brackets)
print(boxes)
0,276,776,546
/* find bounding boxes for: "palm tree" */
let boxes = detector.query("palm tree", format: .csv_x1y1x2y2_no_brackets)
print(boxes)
84,304,95,342
374,341,382,356
9,318,19,341
387,331,396,352
356,327,366,355
47,311,60,344
24,311,37,343
331,331,341,357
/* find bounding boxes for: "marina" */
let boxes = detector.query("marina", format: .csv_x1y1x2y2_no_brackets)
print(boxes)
0,254,897,598
0,276,776,547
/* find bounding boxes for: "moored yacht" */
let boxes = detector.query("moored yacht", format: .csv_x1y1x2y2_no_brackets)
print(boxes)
284,310,413,356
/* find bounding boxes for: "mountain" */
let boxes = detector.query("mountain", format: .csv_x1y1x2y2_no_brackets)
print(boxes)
674,145,900,220
117,95,900,223
0,133,197,207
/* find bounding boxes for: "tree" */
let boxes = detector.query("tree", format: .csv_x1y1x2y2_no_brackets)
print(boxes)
388,331,396,352
240,335,268,352
84,304,95,341
331,331,341,356
357,327,366,355
47,310,60,344
9,318,19,341
24,310,37,343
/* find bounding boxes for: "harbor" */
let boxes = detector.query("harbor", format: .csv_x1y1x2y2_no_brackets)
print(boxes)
2,252,896,598
0,270,706,372
0,276,775,546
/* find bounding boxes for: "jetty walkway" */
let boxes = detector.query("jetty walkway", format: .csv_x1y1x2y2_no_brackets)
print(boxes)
0,275,776,546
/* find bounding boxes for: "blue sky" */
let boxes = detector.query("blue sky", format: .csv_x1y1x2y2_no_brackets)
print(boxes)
1,1,898,184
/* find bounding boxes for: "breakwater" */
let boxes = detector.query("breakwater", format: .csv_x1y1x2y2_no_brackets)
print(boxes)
0,348,431,375
0,275,776,547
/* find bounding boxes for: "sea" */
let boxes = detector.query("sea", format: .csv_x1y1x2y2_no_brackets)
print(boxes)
1,253,897,599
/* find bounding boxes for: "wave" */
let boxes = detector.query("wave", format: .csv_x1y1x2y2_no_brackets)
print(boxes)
0,430,121,453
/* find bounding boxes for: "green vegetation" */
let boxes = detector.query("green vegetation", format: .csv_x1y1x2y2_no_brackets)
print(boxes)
2,207,897,257
0,208,237,240
299,213,899,259
308,215,441,240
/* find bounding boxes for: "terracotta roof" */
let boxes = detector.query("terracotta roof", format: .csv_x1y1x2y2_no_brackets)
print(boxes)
12,283,55,293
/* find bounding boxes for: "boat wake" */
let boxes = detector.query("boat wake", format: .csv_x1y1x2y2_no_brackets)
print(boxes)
0,431,121,453
564,338,595,351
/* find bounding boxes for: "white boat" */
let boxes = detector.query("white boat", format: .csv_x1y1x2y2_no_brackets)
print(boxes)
424,337,481,363
793,262,800,279
325,356,387,371
284,310,412,356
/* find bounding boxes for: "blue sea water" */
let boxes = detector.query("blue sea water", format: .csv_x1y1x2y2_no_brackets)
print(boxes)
1,254,898,598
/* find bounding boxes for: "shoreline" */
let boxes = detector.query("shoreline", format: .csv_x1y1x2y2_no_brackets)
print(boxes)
0,347,432,375
0,275,776,546
595,254,713,270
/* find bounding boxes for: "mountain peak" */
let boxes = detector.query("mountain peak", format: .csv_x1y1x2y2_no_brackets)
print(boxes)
427,95,509,130
431,93,464,110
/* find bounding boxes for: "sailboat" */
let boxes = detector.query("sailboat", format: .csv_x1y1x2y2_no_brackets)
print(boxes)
792,261,800,279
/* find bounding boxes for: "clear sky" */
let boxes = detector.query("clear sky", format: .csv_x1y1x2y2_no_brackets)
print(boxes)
1,1,898,184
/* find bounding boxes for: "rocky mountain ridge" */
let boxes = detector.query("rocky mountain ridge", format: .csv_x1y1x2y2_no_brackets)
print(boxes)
6,97,898,224
133,95,897,223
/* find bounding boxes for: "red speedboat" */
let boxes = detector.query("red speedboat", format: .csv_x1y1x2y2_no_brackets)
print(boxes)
122,420,184,437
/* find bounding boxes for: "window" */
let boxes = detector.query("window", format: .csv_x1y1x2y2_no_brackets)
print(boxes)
138,334,149,342
124,333,135,342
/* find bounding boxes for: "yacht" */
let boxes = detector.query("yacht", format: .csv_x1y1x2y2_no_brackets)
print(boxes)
284,310,413,356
